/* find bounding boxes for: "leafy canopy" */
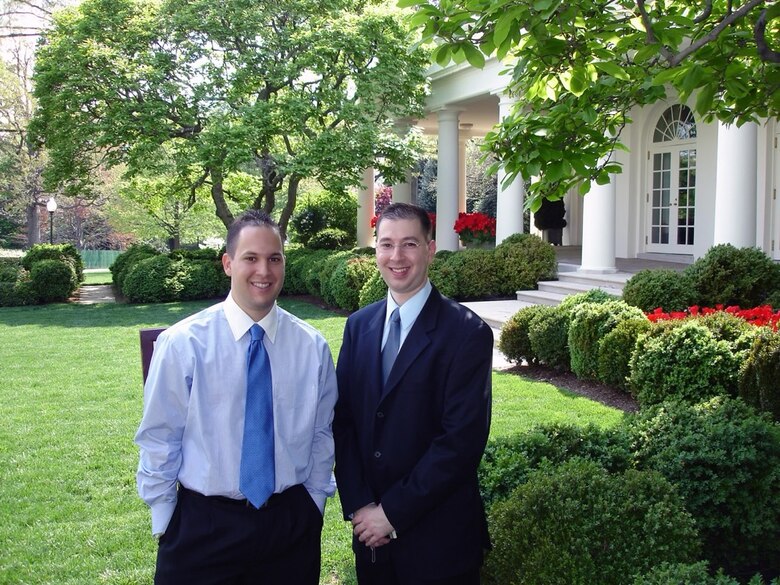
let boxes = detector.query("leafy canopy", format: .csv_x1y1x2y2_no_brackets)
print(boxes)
402,0,779,209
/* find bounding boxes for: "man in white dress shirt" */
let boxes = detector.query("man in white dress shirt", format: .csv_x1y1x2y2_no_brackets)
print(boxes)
135,209,338,584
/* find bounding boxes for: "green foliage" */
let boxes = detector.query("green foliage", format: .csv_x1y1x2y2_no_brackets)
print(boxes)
176,260,229,301
498,305,550,365
358,269,387,308
740,328,780,422
568,300,645,380
449,249,502,300
483,459,699,585
110,244,160,293
0,269,35,307
629,321,740,407
298,249,335,297
528,305,571,370
122,255,178,303
478,423,632,510
281,245,315,295
308,227,353,251
597,318,652,391
633,562,754,585
558,288,619,311
316,251,353,305
289,205,328,247
326,256,376,311
290,190,358,246
29,259,76,303
684,245,780,309
629,397,780,578
21,243,84,290
428,251,459,299
493,233,557,295
0,258,22,283
622,268,696,312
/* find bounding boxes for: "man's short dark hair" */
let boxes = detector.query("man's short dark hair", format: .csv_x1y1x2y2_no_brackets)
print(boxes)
375,203,432,240
226,210,281,256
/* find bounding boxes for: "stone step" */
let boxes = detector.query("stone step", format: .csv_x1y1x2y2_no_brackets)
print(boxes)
515,289,568,306
537,280,622,297
557,271,632,291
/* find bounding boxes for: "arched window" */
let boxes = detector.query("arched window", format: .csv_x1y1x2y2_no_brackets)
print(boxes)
653,104,697,142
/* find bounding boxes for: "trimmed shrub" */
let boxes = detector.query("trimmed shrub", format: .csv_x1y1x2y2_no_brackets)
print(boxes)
308,227,353,250
111,244,160,293
21,243,84,285
629,397,780,579
29,259,76,303
558,288,619,311
327,256,376,311
483,459,700,585
695,310,755,347
633,562,751,585
739,328,780,422
450,249,502,300
494,233,557,296
358,269,387,308
597,318,652,390
177,259,229,301
528,305,570,369
0,259,21,283
428,251,459,299
568,300,645,380
297,249,335,297
317,250,353,304
629,321,740,407
0,270,35,307
684,244,780,308
289,190,358,246
281,245,312,295
168,248,221,262
478,423,632,510
123,255,178,303
622,268,696,312
498,305,550,365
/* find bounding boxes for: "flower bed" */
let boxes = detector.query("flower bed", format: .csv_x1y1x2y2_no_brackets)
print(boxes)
646,304,780,330
453,211,496,246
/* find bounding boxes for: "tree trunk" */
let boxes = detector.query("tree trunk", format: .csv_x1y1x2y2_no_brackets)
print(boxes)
210,167,234,229
26,202,40,246
278,174,301,242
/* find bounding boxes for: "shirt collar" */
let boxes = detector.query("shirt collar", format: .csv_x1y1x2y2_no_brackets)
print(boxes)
223,292,279,343
386,280,432,328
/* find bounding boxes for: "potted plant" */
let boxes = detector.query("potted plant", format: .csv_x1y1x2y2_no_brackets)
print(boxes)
453,212,496,248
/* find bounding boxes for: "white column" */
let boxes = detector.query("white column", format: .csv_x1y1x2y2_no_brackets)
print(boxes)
495,94,525,244
392,172,412,204
580,168,617,273
436,109,461,251
357,167,375,247
458,134,468,213
714,121,758,247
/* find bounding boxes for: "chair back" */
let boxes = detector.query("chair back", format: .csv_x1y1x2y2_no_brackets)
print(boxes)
140,327,167,384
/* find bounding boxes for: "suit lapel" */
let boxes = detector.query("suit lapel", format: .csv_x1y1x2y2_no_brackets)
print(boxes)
380,289,441,401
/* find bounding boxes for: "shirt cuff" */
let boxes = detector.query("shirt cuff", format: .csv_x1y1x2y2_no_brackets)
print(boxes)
151,500,177,536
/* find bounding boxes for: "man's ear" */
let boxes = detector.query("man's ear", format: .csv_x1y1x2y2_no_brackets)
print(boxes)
221,253,232,276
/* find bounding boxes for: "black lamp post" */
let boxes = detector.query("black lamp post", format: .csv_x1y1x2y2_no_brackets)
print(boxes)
46,197,57,244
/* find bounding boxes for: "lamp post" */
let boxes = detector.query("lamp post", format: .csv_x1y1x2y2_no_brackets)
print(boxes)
46,197,57,244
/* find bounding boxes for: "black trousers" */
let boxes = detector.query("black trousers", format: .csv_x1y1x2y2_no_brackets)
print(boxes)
155,485,323,585
355,551,481,585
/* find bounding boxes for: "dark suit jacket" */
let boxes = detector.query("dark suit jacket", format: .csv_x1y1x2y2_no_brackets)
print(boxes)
334,286,493,579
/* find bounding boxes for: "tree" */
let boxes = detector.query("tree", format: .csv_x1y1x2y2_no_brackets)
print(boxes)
30,0,429,237
405,0,779,209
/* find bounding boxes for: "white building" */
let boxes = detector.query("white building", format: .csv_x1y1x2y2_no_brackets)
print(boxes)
357,57,779,273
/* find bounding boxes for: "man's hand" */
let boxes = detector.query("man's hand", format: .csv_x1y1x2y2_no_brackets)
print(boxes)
352,503,394,548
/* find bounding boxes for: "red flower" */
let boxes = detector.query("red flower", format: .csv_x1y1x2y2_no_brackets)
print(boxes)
453,212,496,245
644,304,780,331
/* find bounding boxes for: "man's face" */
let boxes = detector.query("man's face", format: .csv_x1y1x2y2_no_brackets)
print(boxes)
222,225,285,321
376,217,436,305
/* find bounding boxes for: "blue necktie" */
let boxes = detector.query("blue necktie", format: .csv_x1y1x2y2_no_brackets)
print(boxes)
382,308,401,384
239,324,275,508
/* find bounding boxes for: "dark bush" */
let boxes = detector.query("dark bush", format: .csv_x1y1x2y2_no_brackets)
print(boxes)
483,459,700,585
0,258,21,283
21,243,84,285
527,305,571,369
30,259,76,303
684,244,780,308
168,248,221,262
629,396,780,578
358,269,387,308
0,270,35,307
597,318,652,391
633,562,750,585
629,321,740,407
478,423,632,510
111,244,160,294
317,251,353,304
290,191,358,246
494,233,557,296
428,251,459,299
568,300,645,380
622,268,696,312
177,260,229,301
289,206,327,247
123,255,178,303
450,249,502,300
327,256,376,311
740,328,780,422
308,227,353,250
498,305,550,365
282,245,315,295
296,249,334,297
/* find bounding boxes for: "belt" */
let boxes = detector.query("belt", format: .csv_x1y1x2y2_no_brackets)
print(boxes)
179,486,289,509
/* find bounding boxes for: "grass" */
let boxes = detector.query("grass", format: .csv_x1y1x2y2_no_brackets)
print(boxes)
82,270,113,286
0,298,624,585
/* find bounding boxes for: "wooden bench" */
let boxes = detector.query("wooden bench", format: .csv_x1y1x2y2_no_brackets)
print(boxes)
139,327,166,384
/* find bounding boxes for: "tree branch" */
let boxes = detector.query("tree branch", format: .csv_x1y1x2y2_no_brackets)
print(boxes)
755,8,780,63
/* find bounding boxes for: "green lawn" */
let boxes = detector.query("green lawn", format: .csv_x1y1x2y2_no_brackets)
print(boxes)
0,298,624,585
82,270,113,285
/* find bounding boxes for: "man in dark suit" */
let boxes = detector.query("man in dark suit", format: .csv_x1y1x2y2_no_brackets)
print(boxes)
334,202,493,585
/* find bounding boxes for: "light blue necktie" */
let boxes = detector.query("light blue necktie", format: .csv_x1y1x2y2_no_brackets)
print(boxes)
239,324,275,508
382,308,401,384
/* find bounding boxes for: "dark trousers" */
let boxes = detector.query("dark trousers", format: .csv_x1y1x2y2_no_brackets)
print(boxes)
356,554,481,585
155,485,323,585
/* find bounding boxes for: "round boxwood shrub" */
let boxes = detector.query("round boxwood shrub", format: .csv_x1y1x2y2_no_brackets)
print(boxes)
111,244,160,294
317,250,353,304
628,397,780,578
358,269,387,308
177,259,229,301
622,268,696,312
494,233,557,296
280,245,311,295
22,243,84,285
297,249,335,297
478,423,632,511
684,244,780,308
123,255,178,303
568,300,645,380
327,256,376,311
633,562,748,585
559,288,619,311
528,305,571,370
629,321,740,407
597,317,652,391
449,249,502,300
739,328,780,422
695,310,754,347
308,227,353,250
483,459,700,585
428,251,459,299
29,259,76,303
0,270,35,307
498,305,550,365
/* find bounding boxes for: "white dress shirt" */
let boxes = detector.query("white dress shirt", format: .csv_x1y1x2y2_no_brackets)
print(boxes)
135,293,338,536
383,280,433,350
